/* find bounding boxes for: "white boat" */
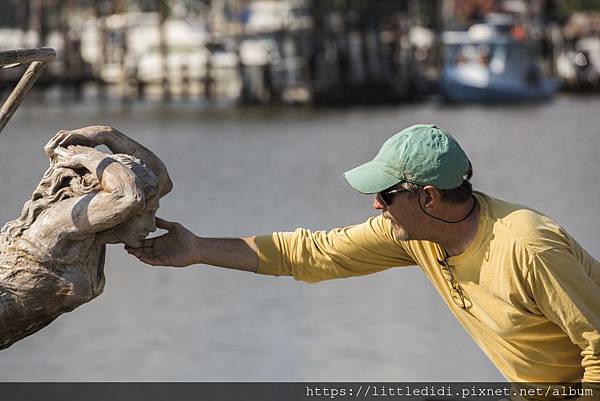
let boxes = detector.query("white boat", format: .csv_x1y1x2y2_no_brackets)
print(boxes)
440,23,558,102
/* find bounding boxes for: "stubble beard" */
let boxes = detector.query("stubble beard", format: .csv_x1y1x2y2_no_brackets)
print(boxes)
393,224,412,241
385,213,413,241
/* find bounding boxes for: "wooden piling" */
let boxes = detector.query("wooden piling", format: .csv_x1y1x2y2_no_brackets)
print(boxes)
181,64,190,100
158,0,171,101
0,48,56,134
29,0,44,47
204,52,214,100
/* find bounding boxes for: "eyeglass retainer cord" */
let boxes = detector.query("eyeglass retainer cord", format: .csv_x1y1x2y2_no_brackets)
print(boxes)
417,189,477,225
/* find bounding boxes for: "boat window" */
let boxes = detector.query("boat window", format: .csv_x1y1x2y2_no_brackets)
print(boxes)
451,44,493,67
490,45,506,74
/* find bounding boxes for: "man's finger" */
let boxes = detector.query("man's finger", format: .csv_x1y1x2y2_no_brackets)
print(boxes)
126,235,165,250
126,246,157,258
155,217,178,230
128,237,158,249
126,246,162,263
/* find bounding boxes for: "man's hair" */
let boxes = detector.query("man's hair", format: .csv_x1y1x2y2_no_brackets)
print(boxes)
397,162,473,204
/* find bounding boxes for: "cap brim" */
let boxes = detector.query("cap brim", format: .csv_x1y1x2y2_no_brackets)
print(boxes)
344,160,400,194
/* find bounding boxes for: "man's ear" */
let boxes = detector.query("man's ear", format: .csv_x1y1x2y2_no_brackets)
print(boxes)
421,185,442,209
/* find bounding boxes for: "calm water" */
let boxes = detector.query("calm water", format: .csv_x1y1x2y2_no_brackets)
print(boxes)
0,95,598,381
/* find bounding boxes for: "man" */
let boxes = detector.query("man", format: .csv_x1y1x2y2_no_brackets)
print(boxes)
126,124,599,394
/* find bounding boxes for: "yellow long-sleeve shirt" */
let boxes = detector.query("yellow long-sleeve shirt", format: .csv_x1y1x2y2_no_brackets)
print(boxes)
255,191,600,388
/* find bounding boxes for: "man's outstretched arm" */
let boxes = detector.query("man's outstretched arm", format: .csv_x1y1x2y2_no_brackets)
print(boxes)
125,218,259,272
126,215,415,283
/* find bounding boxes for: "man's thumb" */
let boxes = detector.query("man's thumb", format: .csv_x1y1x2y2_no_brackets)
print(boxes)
155,217,178,230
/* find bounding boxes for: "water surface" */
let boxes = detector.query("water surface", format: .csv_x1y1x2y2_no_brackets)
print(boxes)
0,95,598,381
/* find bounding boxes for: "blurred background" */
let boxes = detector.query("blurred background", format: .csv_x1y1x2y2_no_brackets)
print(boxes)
1,0,600,103
0,0,598,382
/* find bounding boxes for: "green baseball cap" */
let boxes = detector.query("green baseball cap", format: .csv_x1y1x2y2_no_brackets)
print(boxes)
344,124,471,193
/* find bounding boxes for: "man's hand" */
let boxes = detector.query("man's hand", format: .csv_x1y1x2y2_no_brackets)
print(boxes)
125,218,199,267
126,218,260,272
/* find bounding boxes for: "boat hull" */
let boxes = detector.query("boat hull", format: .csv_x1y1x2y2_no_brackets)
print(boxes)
440,67,559,103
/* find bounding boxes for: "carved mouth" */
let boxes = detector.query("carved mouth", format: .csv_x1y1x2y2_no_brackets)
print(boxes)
133,232,149,242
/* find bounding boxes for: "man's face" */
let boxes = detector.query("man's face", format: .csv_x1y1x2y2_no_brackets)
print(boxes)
373,191,421,241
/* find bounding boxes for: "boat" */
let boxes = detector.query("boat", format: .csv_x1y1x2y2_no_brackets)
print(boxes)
555,13,600,91
439,22,558,102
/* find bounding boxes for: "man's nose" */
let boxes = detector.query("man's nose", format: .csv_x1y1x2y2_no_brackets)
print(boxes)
373,197,385,210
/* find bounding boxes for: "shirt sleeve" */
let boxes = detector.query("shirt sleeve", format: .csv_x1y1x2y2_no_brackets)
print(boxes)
527,247,600,385
254,215,416,283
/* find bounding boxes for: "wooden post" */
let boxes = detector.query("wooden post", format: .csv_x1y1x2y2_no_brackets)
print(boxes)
57,0,69,101
120,1,131,104
0,48,56,134
29,0,44,47
181,63,190,100
204,51,214,100
16,0,27,31
158,0,171,101
94,0,108,101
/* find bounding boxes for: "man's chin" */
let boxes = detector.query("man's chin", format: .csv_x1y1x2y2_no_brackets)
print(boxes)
392,224,412,241
384,215,413,241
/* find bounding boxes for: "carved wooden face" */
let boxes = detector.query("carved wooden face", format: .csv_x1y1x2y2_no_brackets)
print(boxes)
115,196,159,247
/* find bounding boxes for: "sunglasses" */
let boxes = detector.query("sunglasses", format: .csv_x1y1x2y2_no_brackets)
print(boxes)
438,258,471,310
377,187,409,206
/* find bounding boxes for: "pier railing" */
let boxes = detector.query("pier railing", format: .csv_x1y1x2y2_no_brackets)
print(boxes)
0,48,56,134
